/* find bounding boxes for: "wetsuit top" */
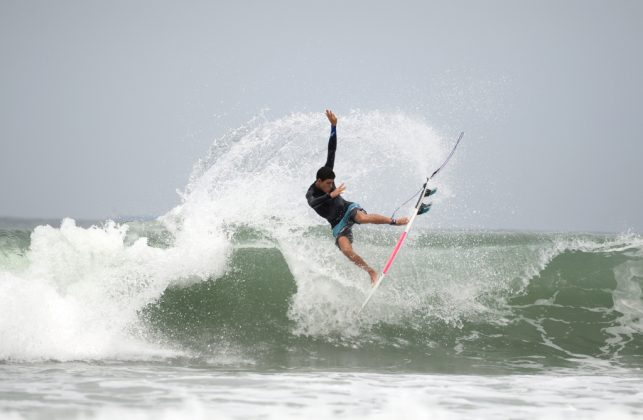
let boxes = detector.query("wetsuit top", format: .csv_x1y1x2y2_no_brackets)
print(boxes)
305,126,354,228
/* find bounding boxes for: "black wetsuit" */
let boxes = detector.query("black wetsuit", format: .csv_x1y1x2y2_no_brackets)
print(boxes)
305,126,355,229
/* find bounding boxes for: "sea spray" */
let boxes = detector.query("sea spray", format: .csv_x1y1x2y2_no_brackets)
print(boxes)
168,111,459,338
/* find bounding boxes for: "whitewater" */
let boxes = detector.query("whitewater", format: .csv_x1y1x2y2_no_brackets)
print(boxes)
1,111,642,419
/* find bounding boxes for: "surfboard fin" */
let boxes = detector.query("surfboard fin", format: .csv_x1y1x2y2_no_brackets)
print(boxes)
424,187,437,198
418,202,432,215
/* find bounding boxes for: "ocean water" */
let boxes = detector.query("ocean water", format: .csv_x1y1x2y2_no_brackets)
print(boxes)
1,112,642,419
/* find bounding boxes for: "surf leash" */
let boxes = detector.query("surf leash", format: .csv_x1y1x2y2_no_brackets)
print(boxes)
390,131,465,219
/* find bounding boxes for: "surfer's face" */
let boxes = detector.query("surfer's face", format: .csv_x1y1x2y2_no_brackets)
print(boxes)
316,178,334,194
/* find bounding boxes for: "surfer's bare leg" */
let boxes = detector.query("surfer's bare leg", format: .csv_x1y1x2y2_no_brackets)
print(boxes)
337,236,378,284
354,211,408,226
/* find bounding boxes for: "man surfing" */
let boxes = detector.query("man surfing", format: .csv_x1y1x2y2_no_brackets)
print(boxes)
305,110,411,284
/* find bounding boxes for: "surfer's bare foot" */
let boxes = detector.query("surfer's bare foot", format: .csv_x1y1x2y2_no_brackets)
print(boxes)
368,269,378,285
396,217,409,225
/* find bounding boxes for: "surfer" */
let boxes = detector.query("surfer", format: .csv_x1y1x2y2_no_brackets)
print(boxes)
305,110,409,284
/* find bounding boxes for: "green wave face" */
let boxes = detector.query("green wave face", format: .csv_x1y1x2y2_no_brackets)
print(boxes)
140,229,643,373
142,247,297,358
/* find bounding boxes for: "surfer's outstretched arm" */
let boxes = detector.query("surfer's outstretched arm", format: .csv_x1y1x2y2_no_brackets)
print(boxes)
324,110,337,169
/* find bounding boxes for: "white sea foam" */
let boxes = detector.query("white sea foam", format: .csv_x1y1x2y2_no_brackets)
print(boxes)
0,217,229,361
1,369,641,419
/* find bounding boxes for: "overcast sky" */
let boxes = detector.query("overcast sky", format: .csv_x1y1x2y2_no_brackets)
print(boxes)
1,0,641,232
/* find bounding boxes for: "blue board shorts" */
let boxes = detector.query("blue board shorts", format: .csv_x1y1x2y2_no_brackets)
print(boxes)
332,203,366,248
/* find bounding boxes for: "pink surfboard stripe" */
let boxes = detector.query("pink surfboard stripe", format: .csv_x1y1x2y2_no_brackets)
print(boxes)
382,231,408,274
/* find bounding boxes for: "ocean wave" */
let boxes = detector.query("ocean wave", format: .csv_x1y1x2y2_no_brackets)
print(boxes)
2,219,641,372
0,112,641,372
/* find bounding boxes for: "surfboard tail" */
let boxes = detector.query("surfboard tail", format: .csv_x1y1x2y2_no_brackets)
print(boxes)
358,273,386,314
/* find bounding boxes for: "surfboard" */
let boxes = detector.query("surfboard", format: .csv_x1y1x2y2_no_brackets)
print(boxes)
358,183,432,314
358,132,464,314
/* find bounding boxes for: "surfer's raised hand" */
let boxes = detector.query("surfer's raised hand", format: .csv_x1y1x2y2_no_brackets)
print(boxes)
325,109,337,126
329,183,345,198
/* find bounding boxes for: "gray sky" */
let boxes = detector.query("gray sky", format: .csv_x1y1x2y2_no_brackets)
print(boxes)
1,0,642,232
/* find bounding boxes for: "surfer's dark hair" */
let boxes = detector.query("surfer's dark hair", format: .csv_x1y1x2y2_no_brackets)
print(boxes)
316,166,335,181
